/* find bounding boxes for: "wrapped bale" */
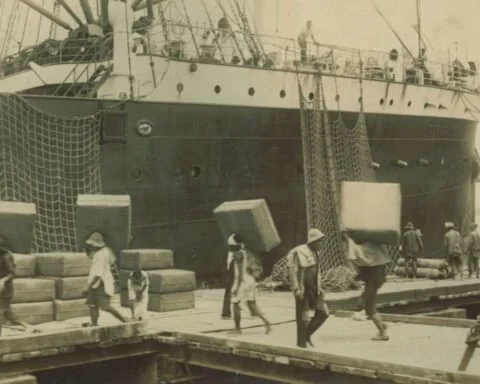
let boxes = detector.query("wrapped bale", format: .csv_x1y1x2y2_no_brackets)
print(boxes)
12,254,36,277
121,290,195,312
397,258,449,273
0,202,36,254
36,253,91,277
76,195,131,254
119,249,174,270
43,276,89,300
10,301,54,325
118,269,196,293
54,299,90,321
394,267,447,279
11,278,55,304
341,181,401,244
213,199,281,253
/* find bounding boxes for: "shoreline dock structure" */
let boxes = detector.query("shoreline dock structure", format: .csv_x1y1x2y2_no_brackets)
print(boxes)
0,280,480,383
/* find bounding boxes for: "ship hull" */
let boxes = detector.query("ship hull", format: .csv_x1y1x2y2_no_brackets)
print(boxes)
21,95,477,284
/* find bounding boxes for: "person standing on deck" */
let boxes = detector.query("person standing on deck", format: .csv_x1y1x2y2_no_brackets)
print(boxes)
230,235,271,335
288,228,330,348
298,20,317,63
401,222,423,279
0,235,39,336
464,223,480,278
128,266,150,321
342,230,390,341
82,232,128,326
444,222,464,280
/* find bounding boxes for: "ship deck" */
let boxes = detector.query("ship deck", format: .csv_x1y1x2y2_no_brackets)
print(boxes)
1,278,480,383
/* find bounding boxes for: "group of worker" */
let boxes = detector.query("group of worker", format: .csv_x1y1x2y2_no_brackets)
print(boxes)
221,227,391,348
401,221,480,280
0,231,150,336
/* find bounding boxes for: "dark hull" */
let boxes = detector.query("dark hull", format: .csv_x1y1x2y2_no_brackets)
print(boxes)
22,95,477,284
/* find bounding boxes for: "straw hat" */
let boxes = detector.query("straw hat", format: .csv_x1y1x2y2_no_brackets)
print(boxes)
85,232,106,248
444,222,455,230
307,228,325,244
405,222,414,230
227,234,243,246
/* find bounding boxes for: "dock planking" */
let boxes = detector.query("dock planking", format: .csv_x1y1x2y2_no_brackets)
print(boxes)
0,278,479,382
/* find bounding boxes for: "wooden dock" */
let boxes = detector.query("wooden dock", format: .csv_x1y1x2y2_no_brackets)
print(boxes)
1,278,480,383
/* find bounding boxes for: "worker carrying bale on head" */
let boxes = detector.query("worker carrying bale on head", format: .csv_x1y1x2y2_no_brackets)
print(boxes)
288,228,330,349
342,228,391,341
464,223,480,279
82,231,128,326
0,234,39,336
401,222,423,279
444,222,464,280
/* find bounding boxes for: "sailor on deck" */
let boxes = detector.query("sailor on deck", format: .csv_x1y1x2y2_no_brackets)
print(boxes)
464,223,480,279
288,228,329,348
444,222,464,280
298,20,317,63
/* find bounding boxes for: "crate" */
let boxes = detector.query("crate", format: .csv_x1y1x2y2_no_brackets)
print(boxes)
11,278,55,304
0,202,36,254
42,276,88,300
76,194,131,253
12,254,36,278
213,199,281,253
341,181,401,244
36,253,91,277
10,301,54,325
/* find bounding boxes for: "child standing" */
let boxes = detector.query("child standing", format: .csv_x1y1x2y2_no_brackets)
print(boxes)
127,266,149,321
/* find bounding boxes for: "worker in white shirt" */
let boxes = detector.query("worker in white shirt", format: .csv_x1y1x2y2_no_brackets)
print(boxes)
298,20,317,63
128,266,149,321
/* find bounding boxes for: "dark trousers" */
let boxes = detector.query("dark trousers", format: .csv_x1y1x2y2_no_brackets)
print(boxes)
295,298,328,348
299,41,307,62
221,265,234,318
468,255,479,277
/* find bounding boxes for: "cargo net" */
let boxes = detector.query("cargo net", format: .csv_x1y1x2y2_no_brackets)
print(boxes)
266,73,379,292
0,93,102,253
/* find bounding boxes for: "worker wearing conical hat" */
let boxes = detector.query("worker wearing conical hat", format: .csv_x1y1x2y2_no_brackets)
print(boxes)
444,222,463,280
82,231,127,326
288,228,329,348
401,222,423,279
464,223,480,279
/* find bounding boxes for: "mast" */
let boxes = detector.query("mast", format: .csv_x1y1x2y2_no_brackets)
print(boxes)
57,0,84,27
416,0,422,58
79,0,95,24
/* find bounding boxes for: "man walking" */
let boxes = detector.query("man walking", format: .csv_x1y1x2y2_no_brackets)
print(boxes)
464,223,480,279
401,222,423,279
82,232,128,326
288,228,329,348
343,230,391,341
444,222,464,280
0,235,39,336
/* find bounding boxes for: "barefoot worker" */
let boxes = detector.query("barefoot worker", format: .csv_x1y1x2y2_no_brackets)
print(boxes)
83,231,128,326
0,235,39,336
288,228,330,348
230,234,271,335
342,230,390,341
127,266,149,321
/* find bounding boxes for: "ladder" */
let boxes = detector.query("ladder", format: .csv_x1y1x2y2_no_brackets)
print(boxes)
75,63,114,98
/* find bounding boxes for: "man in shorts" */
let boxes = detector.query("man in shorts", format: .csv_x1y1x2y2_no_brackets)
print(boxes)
401,222,423,279
127,266,149,321
343,230,390,341
83,232,127,326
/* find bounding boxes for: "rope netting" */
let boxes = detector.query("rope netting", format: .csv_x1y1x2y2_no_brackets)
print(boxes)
266,70,379,291
0,93,102,253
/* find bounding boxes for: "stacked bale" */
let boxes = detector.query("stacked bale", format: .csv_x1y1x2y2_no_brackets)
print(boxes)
118,250,196,313
36,253,92,321
394,258,450,279
10,254,55,325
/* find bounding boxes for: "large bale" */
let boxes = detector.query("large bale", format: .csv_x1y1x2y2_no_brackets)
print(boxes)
396,258,449,272
213,199,281,253
76,194,131,254
341,181,401,244
0,202,36,254
54,299,90,321
118,269,196,293
36,253,91,277
120,289,195,312
10,301,54,325
394,267,447,279
11,278,55,304
12,254,36,277
42,276,88,300
119,249,174,270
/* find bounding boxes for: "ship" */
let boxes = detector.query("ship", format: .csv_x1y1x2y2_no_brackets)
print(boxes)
0,0,479,287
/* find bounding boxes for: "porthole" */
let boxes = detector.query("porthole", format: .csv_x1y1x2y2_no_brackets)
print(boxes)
131,168,143,181
214,85,221,94
380,98,384,105
191,166,201,178
407,101,412,107
335,94,340,102
177,83,184,93
248,87,255,96
135,119,153,137
308,92,314,100
280,89,286,98
389,99,394,105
